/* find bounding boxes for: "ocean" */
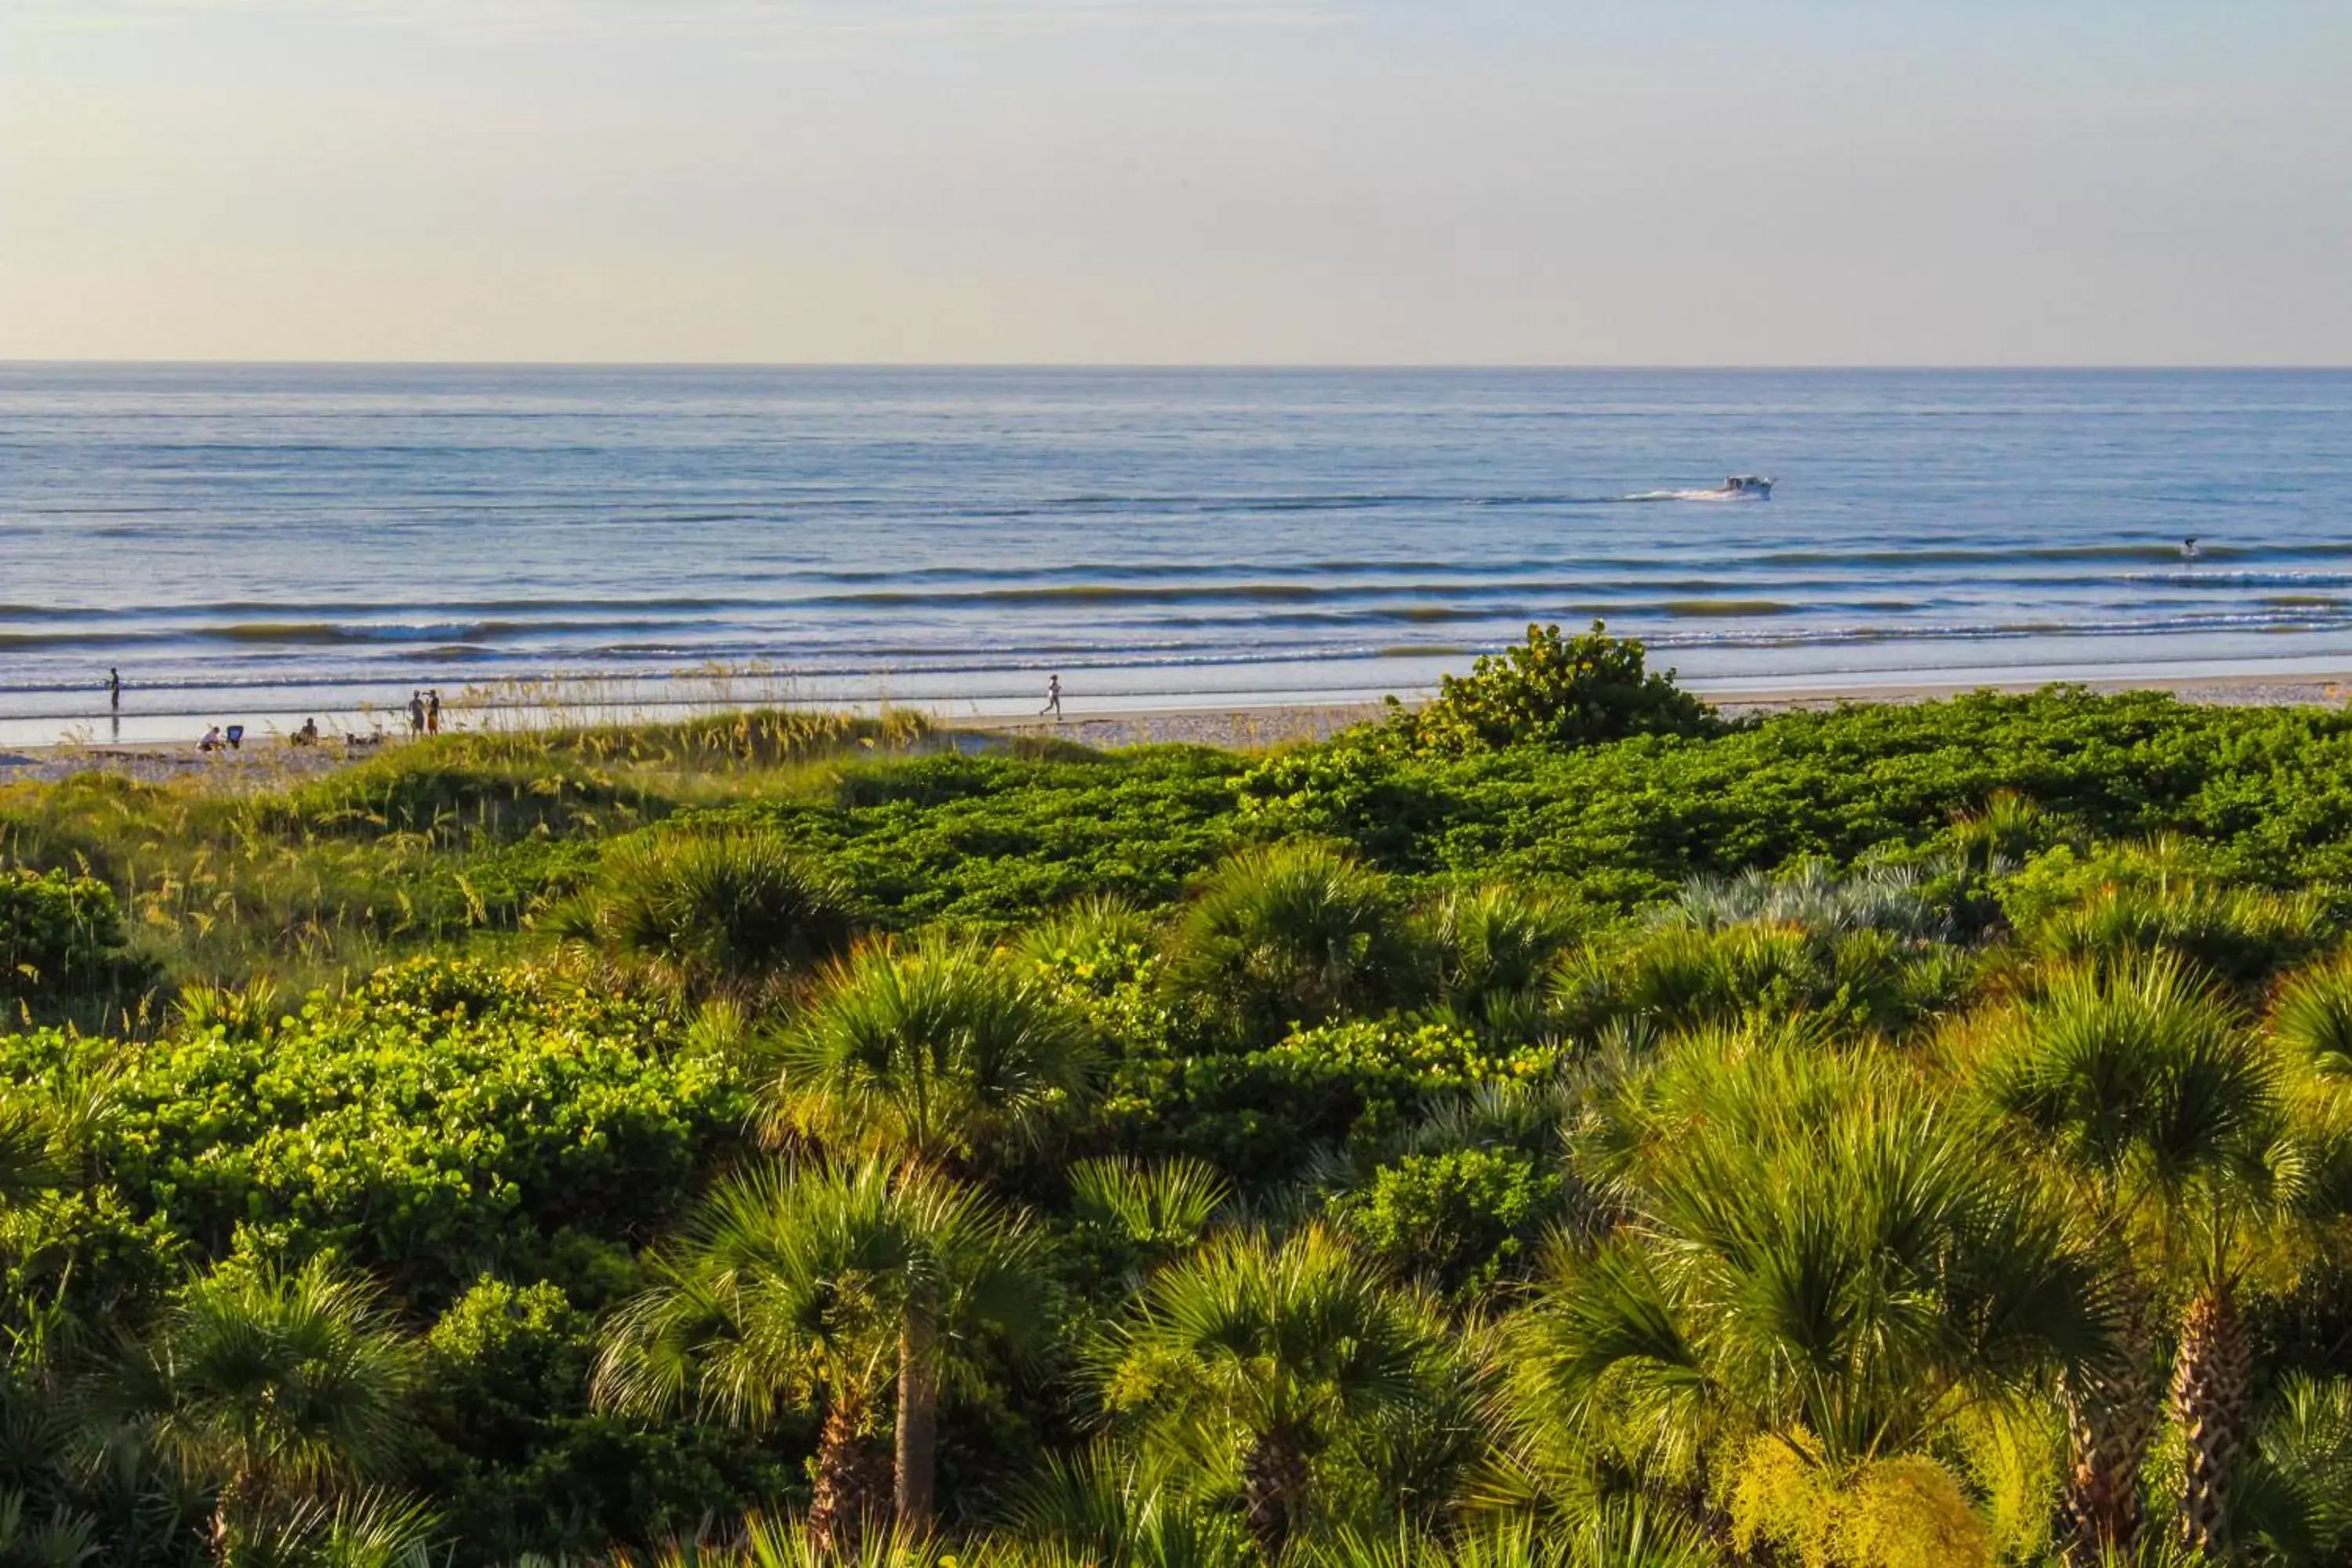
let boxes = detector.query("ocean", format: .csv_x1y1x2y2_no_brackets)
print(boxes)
5,365,2351,745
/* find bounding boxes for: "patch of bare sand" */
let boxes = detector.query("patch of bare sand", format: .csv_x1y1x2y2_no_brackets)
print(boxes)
0,739,380,791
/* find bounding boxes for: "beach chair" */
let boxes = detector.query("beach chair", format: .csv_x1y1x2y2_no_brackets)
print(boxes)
225,725,245,750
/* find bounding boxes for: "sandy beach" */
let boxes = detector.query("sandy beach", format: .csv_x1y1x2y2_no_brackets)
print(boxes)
6,670,2349,792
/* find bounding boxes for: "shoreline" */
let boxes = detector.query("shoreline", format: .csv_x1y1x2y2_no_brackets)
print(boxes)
6,669,2350,789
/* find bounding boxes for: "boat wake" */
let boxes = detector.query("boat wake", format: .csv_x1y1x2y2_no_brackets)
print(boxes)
1625,476,1775,503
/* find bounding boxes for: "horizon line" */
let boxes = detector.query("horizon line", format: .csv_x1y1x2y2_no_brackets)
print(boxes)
6,358,2351,374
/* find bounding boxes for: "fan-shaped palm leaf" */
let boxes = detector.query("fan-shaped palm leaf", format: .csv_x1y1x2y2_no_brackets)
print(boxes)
766,933,1098,1174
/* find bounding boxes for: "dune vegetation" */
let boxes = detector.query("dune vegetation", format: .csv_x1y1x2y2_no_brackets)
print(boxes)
7,623,2352,1566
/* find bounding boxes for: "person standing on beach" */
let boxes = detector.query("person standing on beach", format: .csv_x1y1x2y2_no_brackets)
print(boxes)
426,689,441,734
1041,673,1062,720
408,691,426,735
107,668,122,710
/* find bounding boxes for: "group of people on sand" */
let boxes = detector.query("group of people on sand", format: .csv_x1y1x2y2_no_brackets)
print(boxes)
197,717,322,753
101,667,391,753
113,667,1074,748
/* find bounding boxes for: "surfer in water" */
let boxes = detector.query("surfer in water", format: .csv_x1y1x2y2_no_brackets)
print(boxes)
2181,536,2201,563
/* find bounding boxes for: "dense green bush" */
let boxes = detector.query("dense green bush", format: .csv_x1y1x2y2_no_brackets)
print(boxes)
1329,1146,1561,1297
0,866,145,1013
410,1275,797,1564
1551,919,1972,1039
753,746,1249,929
1105,1016,1555,1183
0,959,744,1298
1385,620,1719,755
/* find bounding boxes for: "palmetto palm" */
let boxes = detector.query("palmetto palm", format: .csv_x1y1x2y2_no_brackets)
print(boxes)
1298,1504,1719,1568
597,1160,902,1553
764,935,1094,1530
2270,953,2352,1086
542,828,858,1000
767,932,1098,1176
114,1253,416,1562
0,1097,64,1216
1976,954,2285,1559
1416,883,1582,1040
1095,1224,1440,1560
1515,1033,2101,1522
1163,842,1412,1041
597,1158,1044,1547
1004,1443,1254,1568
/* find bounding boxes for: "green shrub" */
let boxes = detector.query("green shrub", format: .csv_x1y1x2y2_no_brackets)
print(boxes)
2271,953,2352,1081
1388,620,1719,756
1104,1016,1555,1183
1234,742,1454,860
0,959,746,1298
0,868,145,1013
1330,1146,1562,1297
1552,920,1969,1040
277,748,652,844
2030,880,2326,987
409,1274,799,1565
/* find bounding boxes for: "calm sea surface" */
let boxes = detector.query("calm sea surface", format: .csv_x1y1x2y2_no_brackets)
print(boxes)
5,365,2352,743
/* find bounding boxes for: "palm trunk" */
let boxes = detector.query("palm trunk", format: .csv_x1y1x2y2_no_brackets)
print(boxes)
2062,1296,2159,1564
208,1466,255,1564
1240,1427,1309,1562
810,1390,890,1556
2173,1283,2254,1557
895,1297,941,1534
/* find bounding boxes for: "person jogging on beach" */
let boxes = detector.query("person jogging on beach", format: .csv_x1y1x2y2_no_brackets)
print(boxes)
1040,673,1063,720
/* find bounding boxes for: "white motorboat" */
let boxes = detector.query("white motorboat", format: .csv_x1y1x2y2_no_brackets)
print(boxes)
1719,475,1773,499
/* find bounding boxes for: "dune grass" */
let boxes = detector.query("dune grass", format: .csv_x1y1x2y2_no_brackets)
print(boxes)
0,708,935,1011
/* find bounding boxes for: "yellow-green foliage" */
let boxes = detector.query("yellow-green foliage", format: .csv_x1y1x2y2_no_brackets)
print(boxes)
1729,1438,1992,1568
1949,1403,2066,1566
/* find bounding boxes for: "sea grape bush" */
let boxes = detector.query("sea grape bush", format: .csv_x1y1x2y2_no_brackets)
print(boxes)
0,958,742,1300
411,1274,794,1558
1103,1015,1556,1182
1384,619,1719,755
1328,1145,1563,1298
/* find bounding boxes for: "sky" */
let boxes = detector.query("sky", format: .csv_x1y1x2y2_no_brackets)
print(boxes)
2,0,2348,365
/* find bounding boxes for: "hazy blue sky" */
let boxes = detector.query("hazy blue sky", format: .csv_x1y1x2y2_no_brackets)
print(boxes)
3,0,2347,363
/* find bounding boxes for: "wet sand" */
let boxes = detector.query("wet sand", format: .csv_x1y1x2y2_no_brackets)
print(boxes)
6,673,2349,790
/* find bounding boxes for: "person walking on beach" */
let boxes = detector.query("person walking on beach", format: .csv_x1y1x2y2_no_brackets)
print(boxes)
408,691,426,735
1040,673,1063,720
426,689,441,734
107,667,122,711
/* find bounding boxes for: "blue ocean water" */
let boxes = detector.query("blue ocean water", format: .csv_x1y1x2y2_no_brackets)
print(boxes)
4,365,2351,742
